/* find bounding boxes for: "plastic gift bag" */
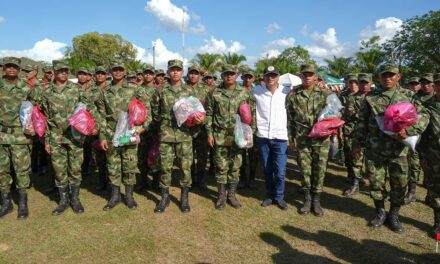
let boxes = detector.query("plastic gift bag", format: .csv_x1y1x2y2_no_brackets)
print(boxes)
329,135,339,158
68,103,87,143
20,101,34,135
68,104,96,136
173,96,205,127
317,93,344,121
234,114,253,149
375,115,419,152
308,117,345,138
112,111,140,147
239,102,252,125
147,136,160,167
32,106,47,137
128,98,147,128
384,102,418,132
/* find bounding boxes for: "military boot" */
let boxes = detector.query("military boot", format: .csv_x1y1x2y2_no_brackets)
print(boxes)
154,187,170,213
52,187,69,216
0,192,13,218
125,185,138,210
370,199,387,228
215,183,226,210
103,185,121,211
344,178,359,197
387,203,403,233
404,181,417,205
227,183,241,209
17,189,29,220
434,208,440,234
180,186,191,213
312,192,324,217
299,189,311,215
70,186,84,214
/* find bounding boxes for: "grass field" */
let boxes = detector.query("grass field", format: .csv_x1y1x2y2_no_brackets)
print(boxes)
0,153,439,264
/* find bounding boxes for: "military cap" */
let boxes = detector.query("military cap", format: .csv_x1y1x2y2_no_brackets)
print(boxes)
110,61,125,70
263,66,279,76
127,71,136,78
419,73,433,83
77,67,89,74
187,65,201,73
22,64,37,72
94,66,107,74
143,65,155,74
317,73,325,80
407,77,420,84
434,73,440,82
345,73,358,82
52,60,70,71
379,64,399,75
242,69,255,77
87,67,95,75
300,64,317,73
2,57,21,68
203,72,216,79
155,69,165,76
358,73,372,83
136,68,144,75
221,64,237,74
42,65,53,73
167,59,183,69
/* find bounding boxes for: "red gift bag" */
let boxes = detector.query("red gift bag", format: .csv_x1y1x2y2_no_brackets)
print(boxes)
308,117,345,138
32,106,47,137
384,102,418,132
128,99,147,128
68,109,96,135
239,103,252,125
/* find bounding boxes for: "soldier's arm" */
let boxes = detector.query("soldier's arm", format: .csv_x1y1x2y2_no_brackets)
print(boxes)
351,96,370,148
205,93,214,138
286,93,296,144
406,96,429,136
95,89,108,141
150,89,161,134
40,95,51,145
248,91,257,132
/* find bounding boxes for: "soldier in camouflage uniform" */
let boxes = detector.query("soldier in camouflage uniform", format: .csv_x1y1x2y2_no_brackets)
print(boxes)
286,64,331,217
40,60,99,216
154,69,165,89
41,65,53,85
420,73,440,233
22,64,40,87
406,77,421,94
136,69,144,86
151,60,205,213
352,64,429,233
96,62,150,211
0,57,35,219
206,64,255,210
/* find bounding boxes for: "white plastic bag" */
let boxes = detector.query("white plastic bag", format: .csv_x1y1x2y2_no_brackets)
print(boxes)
375,115,419,152
173,96,205,127
112,111,140,147
329,135,339,158
234,114,253,149
20,101,34,135
317,93,343,121
71,103,87,143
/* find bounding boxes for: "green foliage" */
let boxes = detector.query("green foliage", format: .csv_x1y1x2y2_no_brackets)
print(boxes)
323,56,354,78
354,36,386,74
190,53,223,74
255,46,315,75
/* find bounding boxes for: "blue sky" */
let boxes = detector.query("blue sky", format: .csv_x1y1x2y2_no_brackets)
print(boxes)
0,0,439,69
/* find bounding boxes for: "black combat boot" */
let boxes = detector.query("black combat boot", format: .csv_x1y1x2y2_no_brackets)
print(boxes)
387,203,403,233
52,187,70,216
154,187,170,213
344,178,359,197
434,208,440,234
312,192,324,217
404,181,417,205
70,186,84,214
180,186,191,213
299,189,311,215
227,183,241,209
0,192,13,218
103,185,121,211
370,199,387,228
215,183,226,210
125,185,138,210
17,189,29,219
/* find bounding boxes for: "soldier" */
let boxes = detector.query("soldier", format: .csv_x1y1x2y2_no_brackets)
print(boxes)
41,65,53,85
151,59,205,213
359,73,373,95
420,72,440,233
126,71,137,83
406,77,421,94
22,65,40,87
202,72,217,92
0,57,35,219
206,64,255,210
154,69,165,88
286,64,331,217
136,69,144,85
96,62,150,211
41,60,99,216
352,64,428,233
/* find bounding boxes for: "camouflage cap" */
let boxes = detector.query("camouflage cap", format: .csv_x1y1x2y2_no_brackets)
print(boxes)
263,66,279,76
136,68,144,75
379,64,399,75
2,57,21,67
110,61,125,70
300,64,317,73
22,64,37,72
143,65,155,74
187,65,201,73
419,73,433,83
42,65,53,73
94,66,107,74
167,59,183,69
358,73,372,83
345,73,358,82
203,72,217,79
434,73,440,82
87,67,95,75
221,64,237,74
407,77,420,84
155,69,165,76
52,60,70,71
77,67,89,74
242,69,255,77
126,71,137,78
317,73,325,80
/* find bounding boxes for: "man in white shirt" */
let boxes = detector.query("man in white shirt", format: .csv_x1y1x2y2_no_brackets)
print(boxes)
253,66,291,210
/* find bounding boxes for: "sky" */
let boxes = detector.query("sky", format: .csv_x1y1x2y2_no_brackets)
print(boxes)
0,0,439,69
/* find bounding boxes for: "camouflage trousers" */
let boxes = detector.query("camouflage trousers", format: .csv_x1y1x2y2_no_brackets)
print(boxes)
0,144,31,192
159,141,193,187
192,131,208,176
214,145,242,184
407,150,421,183
107,144,138,187
343,137,364,179
239,143,259,181
365,151,408,204
50,142,83,188
297,140,330,193
95,148,107,176
424,145,440,208
138,133,151,177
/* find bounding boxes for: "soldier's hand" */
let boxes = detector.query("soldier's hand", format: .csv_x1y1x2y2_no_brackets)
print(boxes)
44,143,51,155
420,159,428,171
194,113,205,125
395,129,409,140
100,140,109,151
352,147,361,160
139,128,146,134
288,143,296,152
91,129,99,136
207,136,215,147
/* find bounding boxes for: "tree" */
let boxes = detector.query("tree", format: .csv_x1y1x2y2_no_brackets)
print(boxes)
222,52,247,72
354,36,385,74
190,53,223,74
324,56,354,78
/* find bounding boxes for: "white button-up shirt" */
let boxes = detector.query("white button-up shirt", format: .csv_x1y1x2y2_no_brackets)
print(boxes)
252,83,291,140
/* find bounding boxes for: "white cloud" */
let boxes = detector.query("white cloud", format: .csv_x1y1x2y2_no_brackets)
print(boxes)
360,17,403,44
265,23,280,34
0,16,5,24
264,37,295,50
134,39,186,70
145,0,205,34
197,36,245,54
0,38,67,62
304,27,348,59
260,49,281,59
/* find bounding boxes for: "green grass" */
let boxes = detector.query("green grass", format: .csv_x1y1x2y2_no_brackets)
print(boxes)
0,155,438,264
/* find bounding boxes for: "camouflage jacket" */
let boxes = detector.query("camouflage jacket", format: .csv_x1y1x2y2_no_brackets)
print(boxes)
286,85,331,147
342,91,364,137
140,83,157,133
205,83,255,147
189,81,212,107
96,80,151,142
420,96,440,151
0,79,37,144
151,82,203,143
414,90,434,103
352,85,429,157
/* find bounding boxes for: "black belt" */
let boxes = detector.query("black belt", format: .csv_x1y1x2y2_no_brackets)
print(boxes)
0,126,15,134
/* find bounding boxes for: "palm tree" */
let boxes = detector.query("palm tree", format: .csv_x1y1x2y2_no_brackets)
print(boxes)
222,52,247,73
190,53,223,74
324,56,354,78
